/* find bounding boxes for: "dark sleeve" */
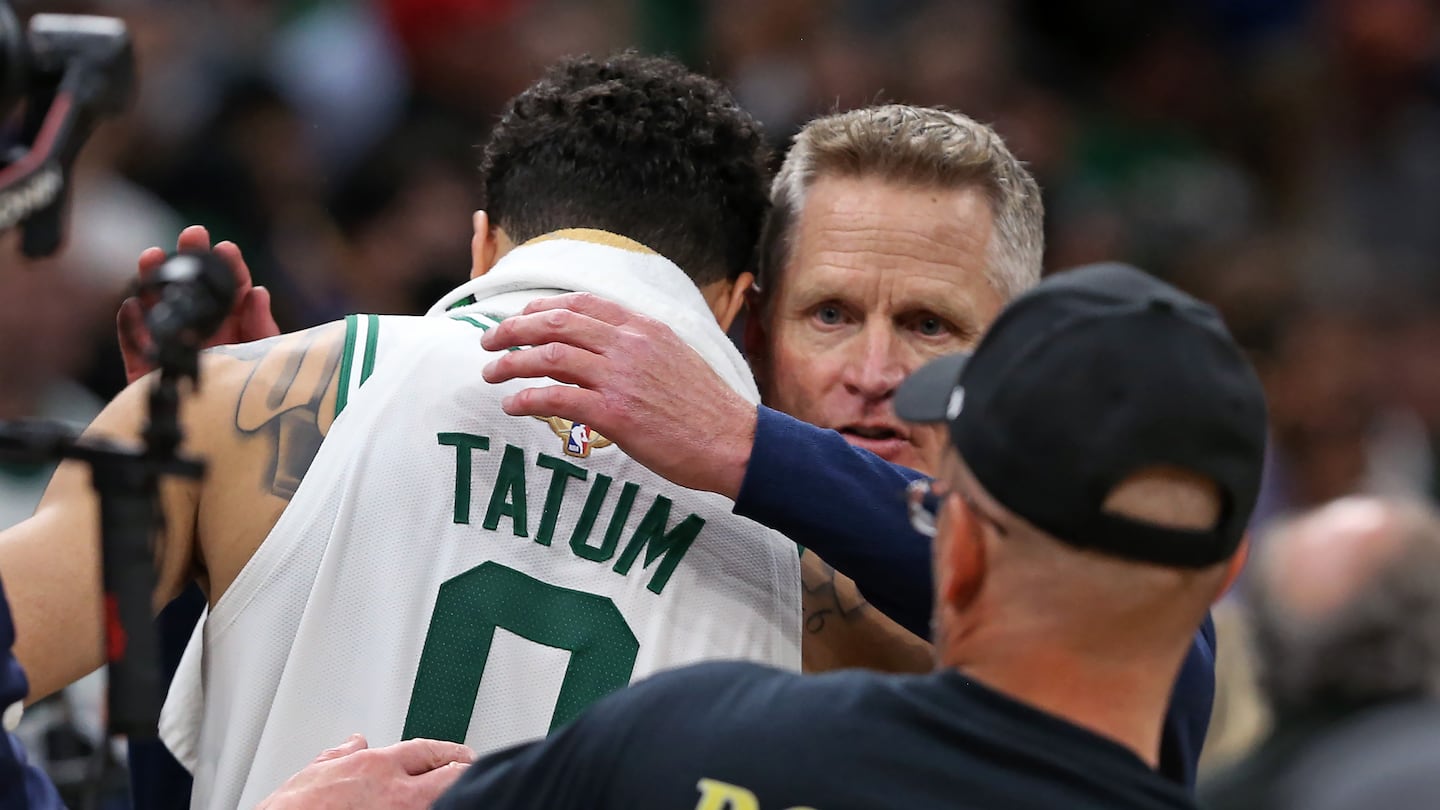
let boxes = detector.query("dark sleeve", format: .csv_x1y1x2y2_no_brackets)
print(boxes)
1158,616,1217,789
736,407,1218,788
734,406,933,636
0,577,66,810
433,696,626,810
129,585,206,810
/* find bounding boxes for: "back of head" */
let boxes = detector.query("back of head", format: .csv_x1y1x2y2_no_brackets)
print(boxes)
759,104,1044,310
1250,496,1440,716
480,52,772,285
956,459,1233,647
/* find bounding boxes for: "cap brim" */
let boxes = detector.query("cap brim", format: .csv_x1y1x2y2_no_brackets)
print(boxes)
895,353,970,424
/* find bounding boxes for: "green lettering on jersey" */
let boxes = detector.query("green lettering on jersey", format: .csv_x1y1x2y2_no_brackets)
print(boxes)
600,481,640,559
535,454,587,547
482,444,530,537
571,479,640,563
614,495,704,595
569,474,613,560
437,432,490,524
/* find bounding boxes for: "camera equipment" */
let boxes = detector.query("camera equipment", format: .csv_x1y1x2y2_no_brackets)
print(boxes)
0,251,235,744
0,1,134,257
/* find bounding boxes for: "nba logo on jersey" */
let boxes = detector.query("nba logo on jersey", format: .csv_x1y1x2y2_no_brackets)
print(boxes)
567,423,595,457
536,415,613,458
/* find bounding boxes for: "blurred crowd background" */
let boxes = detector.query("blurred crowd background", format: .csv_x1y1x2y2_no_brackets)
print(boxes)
4,0,1440,802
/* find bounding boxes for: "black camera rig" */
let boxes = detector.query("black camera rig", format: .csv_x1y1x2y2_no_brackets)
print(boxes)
0,1,133,257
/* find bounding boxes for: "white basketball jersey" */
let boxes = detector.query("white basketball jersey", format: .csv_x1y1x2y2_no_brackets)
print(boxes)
160,302,802,809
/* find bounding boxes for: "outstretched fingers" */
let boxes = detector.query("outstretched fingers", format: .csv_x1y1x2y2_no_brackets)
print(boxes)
481,307,626,356
213,240,257,298
498,384,608,427
174,225,212,255
519,292,634,326
483,342,608,388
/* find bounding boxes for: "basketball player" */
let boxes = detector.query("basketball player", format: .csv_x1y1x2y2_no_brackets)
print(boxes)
0,53,802,809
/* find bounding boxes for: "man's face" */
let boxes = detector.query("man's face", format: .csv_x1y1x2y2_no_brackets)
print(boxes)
756,175,1005,473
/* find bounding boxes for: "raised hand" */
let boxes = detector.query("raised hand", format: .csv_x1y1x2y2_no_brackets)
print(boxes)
118,225,281,384
479,292,756,500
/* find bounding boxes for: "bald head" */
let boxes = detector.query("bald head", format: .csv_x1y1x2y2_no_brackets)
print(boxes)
1263,498,1414,622
933,456,1237,662
1252,496,1440,713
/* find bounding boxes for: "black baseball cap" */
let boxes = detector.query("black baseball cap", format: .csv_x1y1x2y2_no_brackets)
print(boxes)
895,263,1268,568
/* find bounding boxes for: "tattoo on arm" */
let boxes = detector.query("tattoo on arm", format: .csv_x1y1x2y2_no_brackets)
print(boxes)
207,327,344,500
206,341,273,362
803,556,872,635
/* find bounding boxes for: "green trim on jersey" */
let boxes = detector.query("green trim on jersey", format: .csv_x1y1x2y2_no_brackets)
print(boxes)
450,313,523,351
446,294,478,311
336,315,359,418
335,314,382,420
449,312,504,331
361,313,380,383
450,315,489,331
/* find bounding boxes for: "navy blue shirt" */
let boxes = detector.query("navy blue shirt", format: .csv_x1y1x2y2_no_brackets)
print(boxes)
128,585,206,810
0,575,65,810
734,406,1216,787
437,661,1197,810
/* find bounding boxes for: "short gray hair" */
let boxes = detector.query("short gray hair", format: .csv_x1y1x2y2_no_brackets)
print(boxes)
1251,498,1440,713
757,104,1044,312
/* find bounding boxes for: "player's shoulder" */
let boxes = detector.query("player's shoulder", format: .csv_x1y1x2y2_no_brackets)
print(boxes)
360,310,515,355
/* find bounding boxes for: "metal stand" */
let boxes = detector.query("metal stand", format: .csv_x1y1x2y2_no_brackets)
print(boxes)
0,251,233,810
0,348,205,740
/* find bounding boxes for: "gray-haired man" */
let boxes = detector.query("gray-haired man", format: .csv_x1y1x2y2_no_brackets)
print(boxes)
479,106,1220,786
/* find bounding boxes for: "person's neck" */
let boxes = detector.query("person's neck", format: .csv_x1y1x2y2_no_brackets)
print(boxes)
944,623,1189,768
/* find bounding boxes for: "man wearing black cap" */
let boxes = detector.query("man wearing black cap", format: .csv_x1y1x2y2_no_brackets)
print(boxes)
435,263,1268,810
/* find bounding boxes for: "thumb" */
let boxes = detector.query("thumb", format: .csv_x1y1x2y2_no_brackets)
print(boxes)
387,738,476,775
117,297,154,384
312,733,367,764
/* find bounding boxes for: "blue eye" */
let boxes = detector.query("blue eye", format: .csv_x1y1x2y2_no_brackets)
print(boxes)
815,305,844,325
916,317,946,337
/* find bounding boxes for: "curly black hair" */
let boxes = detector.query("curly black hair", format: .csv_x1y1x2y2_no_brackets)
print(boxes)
480,52,772,285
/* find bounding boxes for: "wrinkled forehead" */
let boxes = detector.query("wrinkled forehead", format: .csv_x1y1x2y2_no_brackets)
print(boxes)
776,179,999,307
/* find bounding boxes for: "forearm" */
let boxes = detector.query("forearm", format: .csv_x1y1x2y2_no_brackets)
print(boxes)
0,487,106,702
801,553,933,673
735,407,934,637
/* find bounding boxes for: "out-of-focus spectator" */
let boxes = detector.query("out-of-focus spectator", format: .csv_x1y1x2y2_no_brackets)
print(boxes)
1199,495,1440,810
1287,0,1440,301
327,123,480,317
1172,237,1433,535
1197,601,1270,776
1256,307,1431,522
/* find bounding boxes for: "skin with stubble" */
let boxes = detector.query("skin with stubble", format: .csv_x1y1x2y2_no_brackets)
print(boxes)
749,176,1004,474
